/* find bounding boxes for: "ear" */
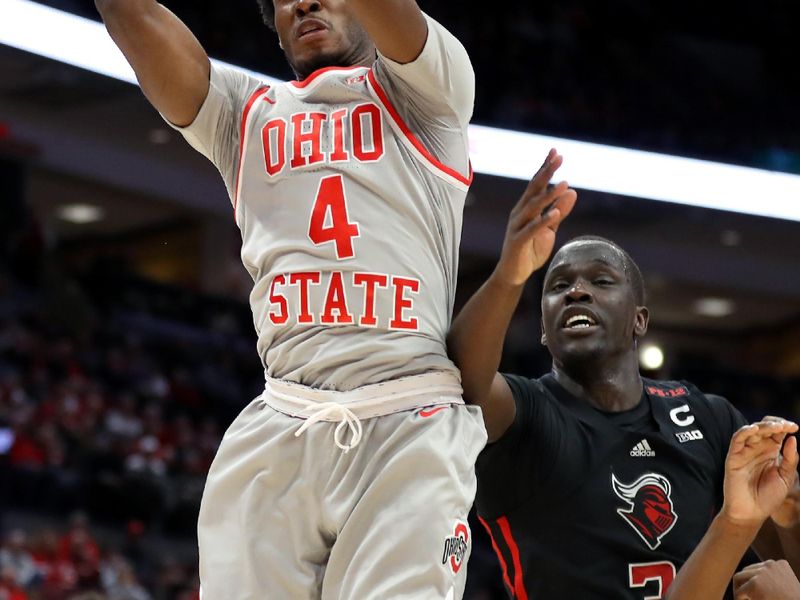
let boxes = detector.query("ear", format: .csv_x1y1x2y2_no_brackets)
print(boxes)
634,306,649,338
540,317,547,346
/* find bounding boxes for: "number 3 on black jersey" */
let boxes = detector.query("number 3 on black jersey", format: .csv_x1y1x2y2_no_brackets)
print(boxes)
629,561,676,599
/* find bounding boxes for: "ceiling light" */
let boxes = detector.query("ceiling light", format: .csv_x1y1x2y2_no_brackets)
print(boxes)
56,203,105,224
639,344,664,370
148,128,171,145
4,0,800,222
692,297,735,318
720,230,741,247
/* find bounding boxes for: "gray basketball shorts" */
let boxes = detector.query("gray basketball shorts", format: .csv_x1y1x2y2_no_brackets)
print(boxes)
197,374,487,599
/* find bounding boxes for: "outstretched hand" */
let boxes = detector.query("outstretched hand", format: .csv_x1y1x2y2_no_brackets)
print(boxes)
494,149,578,286
722,419,799,528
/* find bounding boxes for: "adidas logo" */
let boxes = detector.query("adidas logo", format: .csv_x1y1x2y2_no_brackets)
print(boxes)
630,439,655,457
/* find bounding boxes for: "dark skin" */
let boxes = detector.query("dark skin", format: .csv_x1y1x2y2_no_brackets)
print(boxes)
272,0,375,79
542,242,649,413
95,0,427,125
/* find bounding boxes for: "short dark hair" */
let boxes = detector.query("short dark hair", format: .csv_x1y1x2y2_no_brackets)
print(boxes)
255,0,276,31
551,235,647,305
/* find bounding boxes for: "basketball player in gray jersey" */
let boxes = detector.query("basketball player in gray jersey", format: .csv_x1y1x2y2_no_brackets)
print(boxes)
93,0,512,598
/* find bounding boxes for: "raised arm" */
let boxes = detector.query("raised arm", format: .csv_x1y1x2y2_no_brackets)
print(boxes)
447,150,577,441
665,420,799,600
95,0,210,127
346,0,428,64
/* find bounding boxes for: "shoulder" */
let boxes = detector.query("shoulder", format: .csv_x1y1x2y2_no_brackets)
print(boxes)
646,377,747,442
497,373,566,435
501,373,549,400
644,378,736,414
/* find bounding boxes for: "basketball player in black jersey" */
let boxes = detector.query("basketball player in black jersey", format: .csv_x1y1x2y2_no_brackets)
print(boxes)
447,149,800,598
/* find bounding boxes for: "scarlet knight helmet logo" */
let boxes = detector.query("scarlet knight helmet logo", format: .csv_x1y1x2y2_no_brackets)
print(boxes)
612,472,678,550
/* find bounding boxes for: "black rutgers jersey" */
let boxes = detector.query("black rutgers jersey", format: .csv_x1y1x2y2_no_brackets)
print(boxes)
475,374,747,600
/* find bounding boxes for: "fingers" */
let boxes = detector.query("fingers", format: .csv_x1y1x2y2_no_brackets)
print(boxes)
733,561,772,598
526,148,562,196
780,435,799,480
728,421,798,467
733,560,796,599
733,421,797,449
511,149,566,220
733,563,760,591
517,189,578,241
511,179,569,228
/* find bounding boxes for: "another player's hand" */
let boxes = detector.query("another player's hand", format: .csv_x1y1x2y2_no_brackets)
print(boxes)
721,419,799,528
733,559,800,600
758,416,800,529
494,149,577,286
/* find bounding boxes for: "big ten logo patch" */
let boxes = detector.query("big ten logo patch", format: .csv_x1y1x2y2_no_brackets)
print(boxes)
442,521,470,574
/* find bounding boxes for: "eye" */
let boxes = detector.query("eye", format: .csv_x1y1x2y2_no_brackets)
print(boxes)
549,281,569,292
594,278,614,286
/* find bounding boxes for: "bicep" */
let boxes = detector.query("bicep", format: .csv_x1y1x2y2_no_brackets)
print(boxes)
484,374,517,443
98,1,209,126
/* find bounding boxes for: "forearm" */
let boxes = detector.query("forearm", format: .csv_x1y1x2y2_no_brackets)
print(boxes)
448,271,524,405
95,0,209,127
667,515,760,600
346,0,427,63
773,522,800,576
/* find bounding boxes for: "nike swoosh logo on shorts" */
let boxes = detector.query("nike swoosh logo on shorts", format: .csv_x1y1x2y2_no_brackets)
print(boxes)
419,406,449,418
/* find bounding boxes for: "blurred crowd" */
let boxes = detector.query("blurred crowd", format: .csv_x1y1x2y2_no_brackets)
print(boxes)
0,514,199,600
34,0,800,174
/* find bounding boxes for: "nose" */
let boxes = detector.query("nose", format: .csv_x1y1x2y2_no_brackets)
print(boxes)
295,0,321,17
565,281,592,304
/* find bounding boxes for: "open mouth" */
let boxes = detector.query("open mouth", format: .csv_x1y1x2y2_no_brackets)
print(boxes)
561,312,599,331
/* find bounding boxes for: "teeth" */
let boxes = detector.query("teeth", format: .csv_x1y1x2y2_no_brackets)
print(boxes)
565,314,596,328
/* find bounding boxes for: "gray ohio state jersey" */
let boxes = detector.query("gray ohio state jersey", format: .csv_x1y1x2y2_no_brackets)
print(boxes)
173,16,474,391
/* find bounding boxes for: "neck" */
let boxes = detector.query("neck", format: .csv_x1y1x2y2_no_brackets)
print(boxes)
552,352,643,412
294,46,376,80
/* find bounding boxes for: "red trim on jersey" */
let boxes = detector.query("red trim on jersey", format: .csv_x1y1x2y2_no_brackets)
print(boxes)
478,516,514,596
290,65,364,88
366,69,473,187
234,86,271,215
497,516,528,600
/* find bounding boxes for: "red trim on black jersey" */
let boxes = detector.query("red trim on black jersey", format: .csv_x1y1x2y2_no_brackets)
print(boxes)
478,516,514,595
234,85,271,216
290,65,364,88
497,516,529,600
366,69,473,187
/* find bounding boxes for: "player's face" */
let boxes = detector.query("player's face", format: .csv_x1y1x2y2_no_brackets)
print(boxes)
273,0,374,79
541,241,648,367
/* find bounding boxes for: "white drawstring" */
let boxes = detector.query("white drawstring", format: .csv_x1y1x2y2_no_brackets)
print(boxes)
293,402,363,452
